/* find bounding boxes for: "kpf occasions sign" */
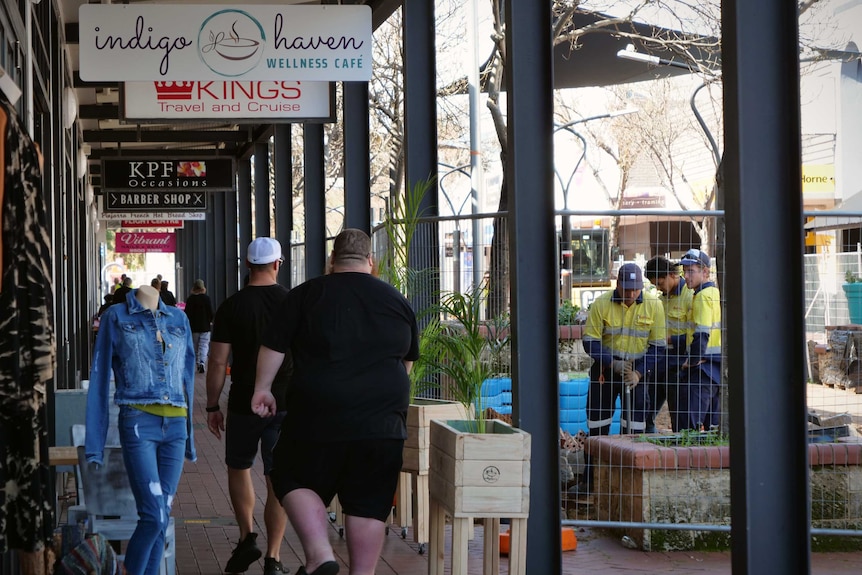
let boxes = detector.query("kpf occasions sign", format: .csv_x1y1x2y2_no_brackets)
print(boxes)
79,4,371,81
102,158,235,192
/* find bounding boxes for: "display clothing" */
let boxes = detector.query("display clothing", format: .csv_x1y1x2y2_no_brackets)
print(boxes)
261,272,420,442
86,289,195,575
0,95,55,554
211,284,291,415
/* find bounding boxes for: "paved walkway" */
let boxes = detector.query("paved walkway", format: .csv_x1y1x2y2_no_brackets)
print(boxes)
162,375,862,574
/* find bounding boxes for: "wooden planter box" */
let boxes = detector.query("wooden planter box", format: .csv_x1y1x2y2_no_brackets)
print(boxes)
429,419,531,518
428,419,532,575
402,399,470,474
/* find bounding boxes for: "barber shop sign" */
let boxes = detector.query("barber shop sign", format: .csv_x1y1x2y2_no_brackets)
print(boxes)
115,232,176,254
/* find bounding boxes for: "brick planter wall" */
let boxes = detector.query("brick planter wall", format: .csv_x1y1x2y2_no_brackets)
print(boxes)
586,436,862,551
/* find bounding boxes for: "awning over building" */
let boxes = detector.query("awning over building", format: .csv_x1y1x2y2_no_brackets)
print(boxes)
805,189,862,230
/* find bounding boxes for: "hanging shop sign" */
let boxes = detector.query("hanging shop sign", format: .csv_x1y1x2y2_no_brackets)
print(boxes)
99,209,206,221
115,232,176,254
102,158,235,192
123,80,333,121
104,191,207,212
121,220,184,228
79,4,371,82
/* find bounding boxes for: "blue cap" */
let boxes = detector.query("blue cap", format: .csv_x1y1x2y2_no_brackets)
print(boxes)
680,249,710,268
617,263,644,289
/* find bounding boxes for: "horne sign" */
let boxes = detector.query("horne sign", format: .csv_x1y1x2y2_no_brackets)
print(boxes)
78,4,372,81
105,191,207,212
102,158,235,192
115,232,176,254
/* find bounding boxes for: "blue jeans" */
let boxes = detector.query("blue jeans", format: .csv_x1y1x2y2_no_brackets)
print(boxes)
192,331,211,366
118,407,187,575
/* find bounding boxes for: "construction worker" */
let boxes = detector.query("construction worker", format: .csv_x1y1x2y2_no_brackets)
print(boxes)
577,263,665,494
678,249,722,431
644,256,694,432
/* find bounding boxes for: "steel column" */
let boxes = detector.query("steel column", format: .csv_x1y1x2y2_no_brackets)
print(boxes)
304,123,326,279
343,81,371,233
504,0,561,573
238,159,253,283
722,1,810,573
254,141,271,237
403,0,439,313
274,124,293,287
224,189,240,296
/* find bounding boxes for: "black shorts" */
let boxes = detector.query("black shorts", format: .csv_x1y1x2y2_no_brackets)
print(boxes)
225,410,285,474
270,436,403,522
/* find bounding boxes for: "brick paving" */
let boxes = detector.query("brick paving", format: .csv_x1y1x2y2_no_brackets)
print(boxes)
168,373,862,574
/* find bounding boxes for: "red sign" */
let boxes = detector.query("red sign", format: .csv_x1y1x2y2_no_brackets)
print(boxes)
121,220,183,228
115,232,176,253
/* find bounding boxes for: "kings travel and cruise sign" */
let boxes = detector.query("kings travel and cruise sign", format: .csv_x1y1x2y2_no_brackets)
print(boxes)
79,4,372,81
102,158,235,192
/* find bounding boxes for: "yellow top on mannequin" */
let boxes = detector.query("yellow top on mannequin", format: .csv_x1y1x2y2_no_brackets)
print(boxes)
135,285,160,311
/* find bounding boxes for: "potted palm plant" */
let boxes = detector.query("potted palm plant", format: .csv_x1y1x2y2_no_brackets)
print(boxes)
425,286,531,574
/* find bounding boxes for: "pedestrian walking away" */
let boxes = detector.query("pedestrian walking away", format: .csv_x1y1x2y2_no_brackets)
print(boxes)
184,278,214,374
207,237,292,575
253,228,420,575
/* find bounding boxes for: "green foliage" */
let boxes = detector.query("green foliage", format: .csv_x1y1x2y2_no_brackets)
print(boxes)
635,429,728,447
376,177,443,401
558,300,581,325
431,286,510,433
845,270,861,284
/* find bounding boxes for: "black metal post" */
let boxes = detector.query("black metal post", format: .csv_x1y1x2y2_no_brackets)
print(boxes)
504,0,561,573
304,123,326,279
723,1,810,573
274,124,293,287
254,141,271,238
343,81,371,233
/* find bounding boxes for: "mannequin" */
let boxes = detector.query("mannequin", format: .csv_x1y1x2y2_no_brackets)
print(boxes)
135,285,160,311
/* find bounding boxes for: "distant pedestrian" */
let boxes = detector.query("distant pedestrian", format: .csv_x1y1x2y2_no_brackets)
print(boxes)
111,276,133,306
161,280,177,306
184,279,214,374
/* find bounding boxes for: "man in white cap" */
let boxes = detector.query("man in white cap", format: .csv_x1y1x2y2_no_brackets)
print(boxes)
206,237,291,575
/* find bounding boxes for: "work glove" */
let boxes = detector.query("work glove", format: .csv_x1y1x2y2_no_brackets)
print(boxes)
624,367,641,388
611,359,631,375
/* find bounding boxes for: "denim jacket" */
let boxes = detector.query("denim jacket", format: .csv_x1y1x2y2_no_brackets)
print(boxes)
85,289,197,464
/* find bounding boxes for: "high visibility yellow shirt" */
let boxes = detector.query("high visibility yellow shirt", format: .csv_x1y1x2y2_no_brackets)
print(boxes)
582,289,666,377
686,282,722,362
662,278,694,355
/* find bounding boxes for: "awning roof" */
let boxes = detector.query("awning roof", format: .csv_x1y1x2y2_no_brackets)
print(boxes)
805,190,862,230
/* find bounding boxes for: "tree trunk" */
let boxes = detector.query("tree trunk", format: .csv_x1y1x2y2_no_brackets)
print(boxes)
488,150,510,318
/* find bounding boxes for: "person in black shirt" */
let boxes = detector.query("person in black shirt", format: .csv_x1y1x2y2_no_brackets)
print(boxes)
160,280,177,306
111,276,133,306
254,229,419,575
206,237,290,575
184,279,214,373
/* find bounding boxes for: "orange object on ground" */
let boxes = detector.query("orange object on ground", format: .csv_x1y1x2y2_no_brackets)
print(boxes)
500,527,577,554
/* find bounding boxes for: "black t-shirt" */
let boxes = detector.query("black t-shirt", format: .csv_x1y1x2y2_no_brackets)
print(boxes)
211,284,292,414
261,272,419,442
184,293,214,332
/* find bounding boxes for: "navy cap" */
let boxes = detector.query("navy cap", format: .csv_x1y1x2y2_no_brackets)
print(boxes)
680,249,710,268
617,263,644,290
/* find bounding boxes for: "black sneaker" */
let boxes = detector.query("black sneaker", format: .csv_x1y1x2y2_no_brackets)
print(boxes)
295,561,339,575
264,557,289,575
197,363,205,374
225,533,262,573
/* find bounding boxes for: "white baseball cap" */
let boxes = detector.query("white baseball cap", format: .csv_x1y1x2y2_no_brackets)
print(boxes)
247,237,283,265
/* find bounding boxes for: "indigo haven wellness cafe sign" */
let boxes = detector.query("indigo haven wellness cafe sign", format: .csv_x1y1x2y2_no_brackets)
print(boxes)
78,4,371,81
